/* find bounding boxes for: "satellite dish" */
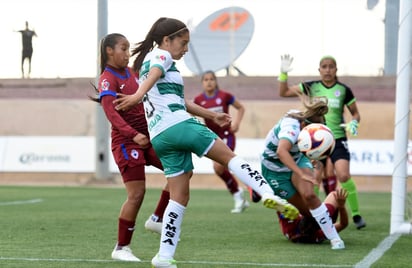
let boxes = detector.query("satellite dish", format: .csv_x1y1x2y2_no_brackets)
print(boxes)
184,6,254,76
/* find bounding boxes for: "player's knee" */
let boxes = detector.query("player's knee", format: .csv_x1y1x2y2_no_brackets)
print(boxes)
127,188,146,204
302,192,319,206
337,174,350,183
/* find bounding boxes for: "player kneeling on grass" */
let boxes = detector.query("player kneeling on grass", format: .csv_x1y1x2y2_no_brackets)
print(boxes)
278,189,348,244
260,97,345,250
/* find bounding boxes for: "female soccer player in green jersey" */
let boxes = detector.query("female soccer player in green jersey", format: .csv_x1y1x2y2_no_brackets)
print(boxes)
113,18,299,268
277,54,366,230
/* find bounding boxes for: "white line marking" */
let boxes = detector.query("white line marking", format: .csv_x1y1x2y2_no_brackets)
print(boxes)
0,256,352,267
354,233,402,268
0,257,118,263
0,198,43,206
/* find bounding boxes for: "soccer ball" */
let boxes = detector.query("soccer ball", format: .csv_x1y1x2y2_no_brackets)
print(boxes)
297,123,335,160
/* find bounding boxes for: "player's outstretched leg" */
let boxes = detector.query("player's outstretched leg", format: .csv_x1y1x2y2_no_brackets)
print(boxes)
228,156,298,220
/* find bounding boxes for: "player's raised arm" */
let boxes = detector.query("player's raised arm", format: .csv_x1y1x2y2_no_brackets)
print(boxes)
278,54,301,97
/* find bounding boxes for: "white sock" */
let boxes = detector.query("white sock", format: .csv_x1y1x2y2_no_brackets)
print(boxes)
233,188,244,201
228,156,274,196
310,203,340,240
158,199,186,260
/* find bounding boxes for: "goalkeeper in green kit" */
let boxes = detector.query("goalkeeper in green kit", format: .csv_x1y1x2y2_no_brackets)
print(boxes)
277,54,366,230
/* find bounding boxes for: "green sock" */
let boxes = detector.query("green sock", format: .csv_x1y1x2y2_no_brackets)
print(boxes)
313,184,320,197
340,178,360,217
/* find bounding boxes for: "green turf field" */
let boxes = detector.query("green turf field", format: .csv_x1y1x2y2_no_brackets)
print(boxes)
0,185,410,267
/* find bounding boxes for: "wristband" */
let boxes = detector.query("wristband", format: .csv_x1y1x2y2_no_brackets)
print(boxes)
278,72,288,82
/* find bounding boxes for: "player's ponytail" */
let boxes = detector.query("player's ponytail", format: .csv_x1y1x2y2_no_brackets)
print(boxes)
132,17,188,73
88,82,100,103
301,96,328,124
287,94,328,124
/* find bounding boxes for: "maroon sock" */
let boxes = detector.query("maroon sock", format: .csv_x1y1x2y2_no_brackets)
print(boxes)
117,218,135,247
219,169,239,194
327,176,337,193
322,178,330,195
153,190,170,222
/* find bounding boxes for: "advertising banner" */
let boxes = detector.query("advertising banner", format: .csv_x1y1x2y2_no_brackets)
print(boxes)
0,137,410,176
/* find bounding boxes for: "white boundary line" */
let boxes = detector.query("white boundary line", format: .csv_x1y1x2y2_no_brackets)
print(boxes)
354,233,402,267
0,200,400,267
0,257,353,267
0,257,119,263
1,235,400,267
0,198,43,206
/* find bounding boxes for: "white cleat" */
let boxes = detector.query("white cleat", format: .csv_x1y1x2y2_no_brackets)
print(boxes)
330,238,345,250
261,192,299,220
145,217,162,235
231,199,250,213
111,245,141,262
231,188,250,213
151,253,177,268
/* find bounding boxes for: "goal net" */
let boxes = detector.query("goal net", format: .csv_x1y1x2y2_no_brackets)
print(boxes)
390,0,412,234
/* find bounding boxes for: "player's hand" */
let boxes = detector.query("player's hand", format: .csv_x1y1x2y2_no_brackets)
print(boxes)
280,54,294,73
300,173,319,185
214,113,232,128
346,120,359,136
133,133,150,149
113,93,141,111
335,188,348,208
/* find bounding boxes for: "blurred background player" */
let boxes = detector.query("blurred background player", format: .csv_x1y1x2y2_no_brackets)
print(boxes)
260,98,345,250
277,54,366,230
320,158,337,196
90,33,169,262
278,188,348,244
15,21,37,78
193,70,248,213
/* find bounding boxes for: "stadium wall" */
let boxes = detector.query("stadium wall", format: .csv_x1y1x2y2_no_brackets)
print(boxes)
0,76,410,191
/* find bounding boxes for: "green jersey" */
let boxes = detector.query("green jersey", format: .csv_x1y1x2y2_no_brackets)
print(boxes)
299,80,356,139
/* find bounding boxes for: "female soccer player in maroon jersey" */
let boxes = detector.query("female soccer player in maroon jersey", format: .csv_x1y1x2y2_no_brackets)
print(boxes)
193,71,248,213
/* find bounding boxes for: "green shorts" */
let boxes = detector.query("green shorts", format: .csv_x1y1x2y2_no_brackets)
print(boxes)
261,156,313,200
151,117,217,177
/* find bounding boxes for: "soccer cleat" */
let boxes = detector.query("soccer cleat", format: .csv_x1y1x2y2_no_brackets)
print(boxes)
145,217,162,235
111,245,141,262
151,253,177,268
353,215,366,230
247,186,262,203
231,199,250,213
231,188,250,213
330,238,345,250
261,193,299,220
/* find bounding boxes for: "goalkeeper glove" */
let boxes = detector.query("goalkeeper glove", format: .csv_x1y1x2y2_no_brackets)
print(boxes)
278,54,293,82
346,120,359,136
280,54,293,73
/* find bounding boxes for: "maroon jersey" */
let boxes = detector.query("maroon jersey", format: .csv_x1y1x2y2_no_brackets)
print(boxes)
98,66,162,179
193,89,236,149
98,66,148,147
278,212,304,242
